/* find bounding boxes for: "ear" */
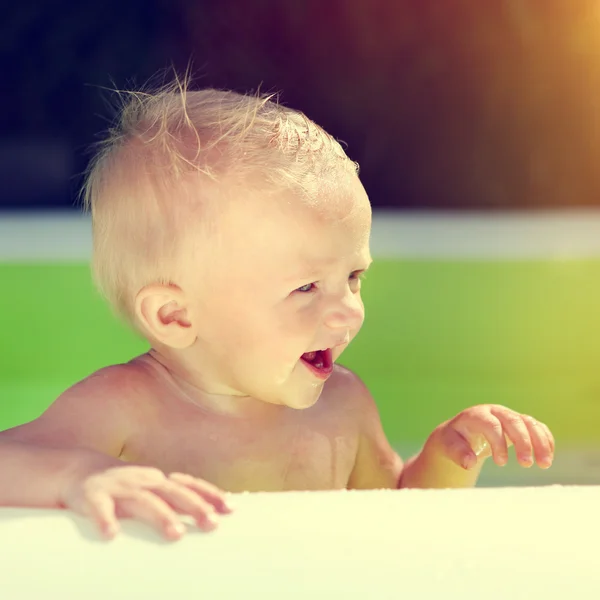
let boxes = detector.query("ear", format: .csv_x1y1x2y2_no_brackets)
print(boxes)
134,284,197,349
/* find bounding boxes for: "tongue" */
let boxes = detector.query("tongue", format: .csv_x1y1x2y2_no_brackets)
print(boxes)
302,350,324,368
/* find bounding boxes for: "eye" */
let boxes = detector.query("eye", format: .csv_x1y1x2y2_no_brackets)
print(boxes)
296,282,316,293
349,270,366,290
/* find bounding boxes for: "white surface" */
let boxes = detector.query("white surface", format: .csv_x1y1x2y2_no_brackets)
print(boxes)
1,486,599,600
3,210,600,260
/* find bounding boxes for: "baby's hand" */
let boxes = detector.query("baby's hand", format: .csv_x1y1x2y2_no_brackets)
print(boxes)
435,404,555,470
63,466,232,540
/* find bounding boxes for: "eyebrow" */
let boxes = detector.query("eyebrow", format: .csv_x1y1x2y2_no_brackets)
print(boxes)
289,257,373,282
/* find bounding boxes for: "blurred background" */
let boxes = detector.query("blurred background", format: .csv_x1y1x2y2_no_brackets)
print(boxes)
2,0,600,486
4,1,600,211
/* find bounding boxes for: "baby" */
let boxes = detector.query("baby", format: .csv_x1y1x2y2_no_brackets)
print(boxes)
0,79,554,540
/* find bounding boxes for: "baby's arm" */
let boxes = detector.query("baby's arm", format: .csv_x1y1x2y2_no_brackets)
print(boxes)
0,367,131,505
0,365,230,538
345,373,404,489
399,405,554,488
345,377,479,489
346,373,554,489
0,438,119,507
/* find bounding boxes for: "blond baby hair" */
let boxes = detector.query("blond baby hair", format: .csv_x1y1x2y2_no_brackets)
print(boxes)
82,74,358,325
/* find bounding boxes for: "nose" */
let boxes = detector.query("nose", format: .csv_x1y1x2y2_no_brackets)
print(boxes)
323,289,364,332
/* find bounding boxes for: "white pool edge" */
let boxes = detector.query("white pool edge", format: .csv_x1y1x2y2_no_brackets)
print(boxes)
2,209,600,260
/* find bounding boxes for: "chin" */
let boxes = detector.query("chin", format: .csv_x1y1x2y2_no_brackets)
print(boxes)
284,384,325,410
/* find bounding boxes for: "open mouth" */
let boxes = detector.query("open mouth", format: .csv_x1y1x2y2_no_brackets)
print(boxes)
300,348,334,379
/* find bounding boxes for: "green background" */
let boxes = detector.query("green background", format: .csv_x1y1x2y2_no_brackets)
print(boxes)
2,259,599,483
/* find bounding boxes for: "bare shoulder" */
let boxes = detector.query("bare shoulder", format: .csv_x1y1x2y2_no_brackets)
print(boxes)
336,367,403,489
325,365,401,489
318,364,379,426
324,364,374,409
0,357,154,456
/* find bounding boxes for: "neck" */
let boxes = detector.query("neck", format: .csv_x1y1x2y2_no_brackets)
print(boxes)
145,348,285,420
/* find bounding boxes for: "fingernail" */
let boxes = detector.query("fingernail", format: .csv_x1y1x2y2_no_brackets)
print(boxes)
103,524,118,539
541,457,553,468
462,454,476,469
199,516,218,532
520,454,532,466
169,523,186,537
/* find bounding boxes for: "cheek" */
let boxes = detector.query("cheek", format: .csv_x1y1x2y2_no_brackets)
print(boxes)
195,295,261,350
250,305,317,365
276,302,320,338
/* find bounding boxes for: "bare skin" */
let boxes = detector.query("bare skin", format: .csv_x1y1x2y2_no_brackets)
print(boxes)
0,351,555,538
5,356,365,492
0,354,398,538
0,171,555,539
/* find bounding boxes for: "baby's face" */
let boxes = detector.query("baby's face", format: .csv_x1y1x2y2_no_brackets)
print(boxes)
187,173,372,409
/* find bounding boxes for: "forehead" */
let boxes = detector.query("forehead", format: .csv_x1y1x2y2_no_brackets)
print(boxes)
211,175,372,276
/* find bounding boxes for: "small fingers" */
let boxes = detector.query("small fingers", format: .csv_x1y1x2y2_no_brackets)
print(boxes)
522,416,554,468
117,491,187,540
439,426,478,470
76,468,231,541
84,492,120,540
466,412,508,467
540,421,555,454
491,407,533,467
154,480,220,532
169,472,233,514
